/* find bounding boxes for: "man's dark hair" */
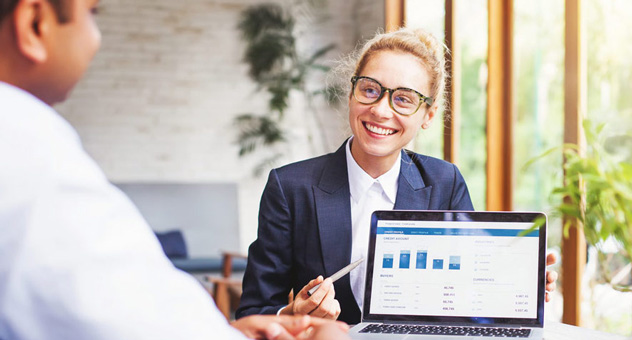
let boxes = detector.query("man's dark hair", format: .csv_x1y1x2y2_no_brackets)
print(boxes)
0,0,70,25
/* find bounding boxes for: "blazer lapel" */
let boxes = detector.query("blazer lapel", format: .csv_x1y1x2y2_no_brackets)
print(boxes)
394,150,432,210
314,143,352,277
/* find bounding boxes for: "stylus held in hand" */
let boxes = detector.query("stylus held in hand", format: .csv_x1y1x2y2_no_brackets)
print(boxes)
307,257,364,296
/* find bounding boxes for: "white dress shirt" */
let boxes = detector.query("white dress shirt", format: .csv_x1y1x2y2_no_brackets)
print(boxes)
345,138,400,311
0,82,247,340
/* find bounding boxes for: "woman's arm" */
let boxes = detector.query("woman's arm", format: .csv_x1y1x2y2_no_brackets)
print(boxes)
236,169,295,318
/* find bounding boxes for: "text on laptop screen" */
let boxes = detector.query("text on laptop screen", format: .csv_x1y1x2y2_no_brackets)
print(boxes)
369,219,539,319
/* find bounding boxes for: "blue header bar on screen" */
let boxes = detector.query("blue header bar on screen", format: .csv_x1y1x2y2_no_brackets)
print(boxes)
376,227,539,237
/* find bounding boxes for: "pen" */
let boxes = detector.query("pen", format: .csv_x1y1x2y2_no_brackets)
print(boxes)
307,257,364,296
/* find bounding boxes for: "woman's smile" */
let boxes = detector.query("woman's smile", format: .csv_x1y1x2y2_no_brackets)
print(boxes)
363,121,397,136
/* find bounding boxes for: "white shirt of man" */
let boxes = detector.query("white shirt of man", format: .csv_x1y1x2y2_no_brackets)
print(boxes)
0,82,247,340
345,137,400,311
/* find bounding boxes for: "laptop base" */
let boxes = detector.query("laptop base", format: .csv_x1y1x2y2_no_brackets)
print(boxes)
349,322,543,339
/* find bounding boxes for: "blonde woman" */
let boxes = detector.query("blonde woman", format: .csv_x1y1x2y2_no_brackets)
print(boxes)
237,28,557,325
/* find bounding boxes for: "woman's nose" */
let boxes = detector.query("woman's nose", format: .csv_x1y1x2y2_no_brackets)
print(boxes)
370,92,395,119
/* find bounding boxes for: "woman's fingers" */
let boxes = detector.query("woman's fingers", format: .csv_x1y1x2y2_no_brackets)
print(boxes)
307,279,340,319
294,276,329,315
546,253,557,266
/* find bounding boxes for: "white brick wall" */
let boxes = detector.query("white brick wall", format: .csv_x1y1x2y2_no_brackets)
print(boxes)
55,0,384,252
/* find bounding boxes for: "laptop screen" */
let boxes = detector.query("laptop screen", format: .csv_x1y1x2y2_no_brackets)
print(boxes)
363,211,546,327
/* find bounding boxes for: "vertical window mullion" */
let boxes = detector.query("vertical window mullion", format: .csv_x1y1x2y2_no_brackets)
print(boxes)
486,0,513,211
562,0,587,327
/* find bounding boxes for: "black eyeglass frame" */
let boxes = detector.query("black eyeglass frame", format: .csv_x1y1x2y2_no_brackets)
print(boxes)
350,76,434,116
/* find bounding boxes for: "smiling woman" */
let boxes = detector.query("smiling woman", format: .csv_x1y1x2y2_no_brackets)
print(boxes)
348,50,436,178
236,28,476,325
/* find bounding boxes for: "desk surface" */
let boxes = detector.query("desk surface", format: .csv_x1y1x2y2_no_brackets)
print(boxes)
545,321,629,340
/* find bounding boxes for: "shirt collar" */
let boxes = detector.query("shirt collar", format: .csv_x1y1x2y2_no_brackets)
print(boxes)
346,137,401,204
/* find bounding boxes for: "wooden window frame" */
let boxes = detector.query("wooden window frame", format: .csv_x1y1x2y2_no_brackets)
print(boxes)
486,0,513,212
562,0,586,326
389,0,586,326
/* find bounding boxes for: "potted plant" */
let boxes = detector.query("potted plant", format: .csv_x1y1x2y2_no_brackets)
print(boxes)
234,2,339,175
528,119,632,292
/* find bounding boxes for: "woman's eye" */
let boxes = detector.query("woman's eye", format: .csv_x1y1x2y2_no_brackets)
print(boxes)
394,95,413,104
362,87,380,97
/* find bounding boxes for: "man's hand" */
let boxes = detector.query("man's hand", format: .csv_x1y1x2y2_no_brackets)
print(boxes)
231,315,349,340
279,276,341,320
545,253,558,302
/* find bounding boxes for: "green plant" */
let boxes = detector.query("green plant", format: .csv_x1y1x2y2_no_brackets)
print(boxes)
526,120,632,292
234,2,337,175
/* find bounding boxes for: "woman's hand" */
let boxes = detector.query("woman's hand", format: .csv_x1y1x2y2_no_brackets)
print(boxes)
280,276,341,320
545,253,558,302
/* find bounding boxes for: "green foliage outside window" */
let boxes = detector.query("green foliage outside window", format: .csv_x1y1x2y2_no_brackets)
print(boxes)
526,120,632,293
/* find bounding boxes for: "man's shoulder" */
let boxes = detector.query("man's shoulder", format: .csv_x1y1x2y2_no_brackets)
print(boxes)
0,82,79,147
0,82,56,117
0,82,100,199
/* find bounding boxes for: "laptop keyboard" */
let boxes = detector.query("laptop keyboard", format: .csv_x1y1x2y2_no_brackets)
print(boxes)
359,324,531,337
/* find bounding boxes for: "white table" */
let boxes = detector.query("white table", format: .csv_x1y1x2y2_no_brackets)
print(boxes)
544,321,629,339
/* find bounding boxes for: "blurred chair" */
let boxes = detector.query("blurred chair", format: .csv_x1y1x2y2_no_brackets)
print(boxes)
206,252,247,320
205,252,295,321
154,230,188,259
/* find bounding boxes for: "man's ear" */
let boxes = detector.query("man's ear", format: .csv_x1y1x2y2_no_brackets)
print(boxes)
13,0,54,63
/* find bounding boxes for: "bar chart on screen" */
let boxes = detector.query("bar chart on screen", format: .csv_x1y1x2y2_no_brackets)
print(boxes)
381,249,461,272
370,220,540,318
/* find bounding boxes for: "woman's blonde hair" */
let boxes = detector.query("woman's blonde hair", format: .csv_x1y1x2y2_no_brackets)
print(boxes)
333,28,447,108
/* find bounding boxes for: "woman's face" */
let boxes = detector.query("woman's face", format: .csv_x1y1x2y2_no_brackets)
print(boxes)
348,50,436,168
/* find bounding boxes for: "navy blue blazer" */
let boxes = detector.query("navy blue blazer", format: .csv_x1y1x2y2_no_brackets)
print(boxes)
236,142,474,324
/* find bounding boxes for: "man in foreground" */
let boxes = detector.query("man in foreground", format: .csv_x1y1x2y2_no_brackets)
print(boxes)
0,0,349,339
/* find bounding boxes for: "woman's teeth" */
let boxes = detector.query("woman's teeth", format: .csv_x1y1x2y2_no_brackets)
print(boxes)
365,122,395,136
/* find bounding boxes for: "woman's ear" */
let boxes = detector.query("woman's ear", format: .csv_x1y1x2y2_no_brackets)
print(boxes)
421,103,438,129
13,0,53,63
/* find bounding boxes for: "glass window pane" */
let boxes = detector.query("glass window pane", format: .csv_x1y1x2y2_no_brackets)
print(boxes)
456,0,487,210
586,1,632,132
512,0,565,322
512,3,564,237
406,0,488,210
584,0,632,336
405,0,445,161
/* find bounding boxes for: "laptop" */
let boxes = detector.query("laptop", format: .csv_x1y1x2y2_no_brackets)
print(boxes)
349,210,547,339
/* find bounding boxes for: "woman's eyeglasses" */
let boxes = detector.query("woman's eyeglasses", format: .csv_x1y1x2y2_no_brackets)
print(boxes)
351,76,433,116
